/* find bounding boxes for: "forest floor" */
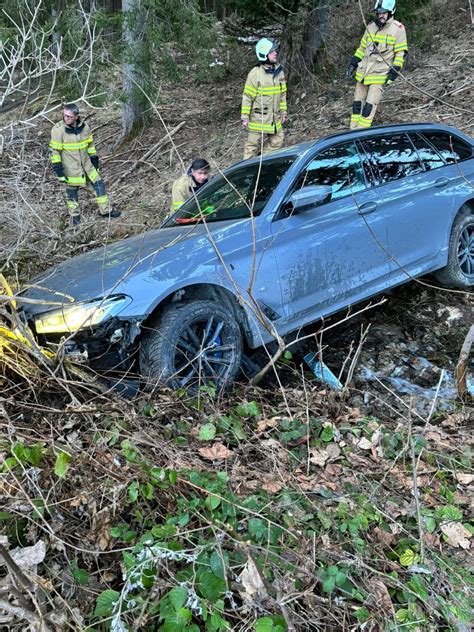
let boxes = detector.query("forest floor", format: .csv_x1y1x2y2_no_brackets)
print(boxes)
0,1,473,630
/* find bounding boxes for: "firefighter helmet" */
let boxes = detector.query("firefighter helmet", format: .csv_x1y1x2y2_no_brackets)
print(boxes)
374,0,396,13
255,38,278,62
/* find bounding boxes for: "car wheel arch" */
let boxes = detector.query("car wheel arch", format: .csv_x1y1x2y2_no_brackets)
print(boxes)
435,201,474,288
139,283,254,346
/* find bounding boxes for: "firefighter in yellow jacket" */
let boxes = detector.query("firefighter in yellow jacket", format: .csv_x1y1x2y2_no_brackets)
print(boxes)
241,38,287,160
347,0,408,129
49,103,121,226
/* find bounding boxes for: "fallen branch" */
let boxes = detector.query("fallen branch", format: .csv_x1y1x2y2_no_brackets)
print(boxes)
122,121,185,178
455,324,474,399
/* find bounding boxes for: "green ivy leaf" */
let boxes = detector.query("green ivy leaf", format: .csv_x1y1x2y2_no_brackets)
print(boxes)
123,552,135,569
408,576,429,600
322,576,336,593
335,571,347,587
255,617,275,632
168,586,187,610
354,607,370,621
210,550,227,579
248,518,267,541
317,510,331,529
198,571,226,602
175,607,192,624
94,589,120,617
246,401,260,417
142,403,157,417
199,423,217,441
395,608,409,623
205,494,221,511
320,425,334,442
423,516,437,533
54,449,71,478
70,560,89,586
436,505,463,521
207,612,230,631
399,549,418,567
26,444,44,466
140,482,154,500
128,481,139,503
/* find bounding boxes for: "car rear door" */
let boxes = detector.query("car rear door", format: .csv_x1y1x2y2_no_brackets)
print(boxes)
357,131,460,283
268,141,391,327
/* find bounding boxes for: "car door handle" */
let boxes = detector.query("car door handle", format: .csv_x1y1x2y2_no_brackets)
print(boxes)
434,177,450,188
358,201,378,215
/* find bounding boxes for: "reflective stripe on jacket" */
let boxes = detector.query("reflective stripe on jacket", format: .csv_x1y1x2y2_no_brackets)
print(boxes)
241,64,287,133
49,120,99,185
354,18,408,85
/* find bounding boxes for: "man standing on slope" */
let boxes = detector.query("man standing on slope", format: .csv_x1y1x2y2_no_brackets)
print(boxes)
241,38,287,160
347,0,408,129
49,103,121,226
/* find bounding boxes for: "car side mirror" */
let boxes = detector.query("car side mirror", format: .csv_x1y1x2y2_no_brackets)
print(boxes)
288,185,333,213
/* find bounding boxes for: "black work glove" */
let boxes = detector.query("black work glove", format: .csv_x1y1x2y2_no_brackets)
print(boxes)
52,162,67,182
385,66,399,85
347,55,360,79
90,154,100,169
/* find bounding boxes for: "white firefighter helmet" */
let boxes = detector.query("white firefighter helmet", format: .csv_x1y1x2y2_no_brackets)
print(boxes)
374,0,396,13
255,38,278,62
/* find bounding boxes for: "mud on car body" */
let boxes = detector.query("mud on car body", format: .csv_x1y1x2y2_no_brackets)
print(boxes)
18,123,474,390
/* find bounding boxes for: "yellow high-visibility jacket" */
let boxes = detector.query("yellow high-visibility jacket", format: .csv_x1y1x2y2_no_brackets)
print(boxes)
171,174,196,212
241,64,287,134
354,18,408,85
49,120,100,186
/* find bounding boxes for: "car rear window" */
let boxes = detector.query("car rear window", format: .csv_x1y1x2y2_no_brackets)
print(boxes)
358,133,424,186
420,131,473,164
409,133,446,171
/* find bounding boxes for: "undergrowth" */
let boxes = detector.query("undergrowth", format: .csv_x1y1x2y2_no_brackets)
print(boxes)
1,373,472,631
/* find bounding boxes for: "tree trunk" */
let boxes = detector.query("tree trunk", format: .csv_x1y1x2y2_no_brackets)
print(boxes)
121,0,148,140
282,0,333,84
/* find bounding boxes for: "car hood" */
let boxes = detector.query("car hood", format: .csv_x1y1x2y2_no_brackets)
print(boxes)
19,224,221,316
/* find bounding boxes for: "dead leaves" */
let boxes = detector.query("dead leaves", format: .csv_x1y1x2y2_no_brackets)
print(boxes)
372,527,395,548
238,556,268,607
440,522,472,549
1,540,46,570
256,416,280,433
455,473,474,486
261,479,284,493
367,577,394,614
309,443,341,467
198,442,233,461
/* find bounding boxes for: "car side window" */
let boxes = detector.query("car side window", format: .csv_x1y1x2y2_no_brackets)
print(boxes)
359,133,424,186
292,142,366,204
409,133,446,171
420,131,473,164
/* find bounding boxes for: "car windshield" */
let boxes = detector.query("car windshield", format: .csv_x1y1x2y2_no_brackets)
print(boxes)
163,156,296,226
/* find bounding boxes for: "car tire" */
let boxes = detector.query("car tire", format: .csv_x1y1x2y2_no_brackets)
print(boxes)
139,300,243,391
434,207,474,288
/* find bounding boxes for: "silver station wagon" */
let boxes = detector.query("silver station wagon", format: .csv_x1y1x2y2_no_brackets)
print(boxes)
18,123,474,389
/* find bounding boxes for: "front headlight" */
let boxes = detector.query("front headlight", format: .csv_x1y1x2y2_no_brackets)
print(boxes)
34,295,132,334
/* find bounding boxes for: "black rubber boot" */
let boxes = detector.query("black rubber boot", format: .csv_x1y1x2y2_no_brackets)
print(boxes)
99,208,121,219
